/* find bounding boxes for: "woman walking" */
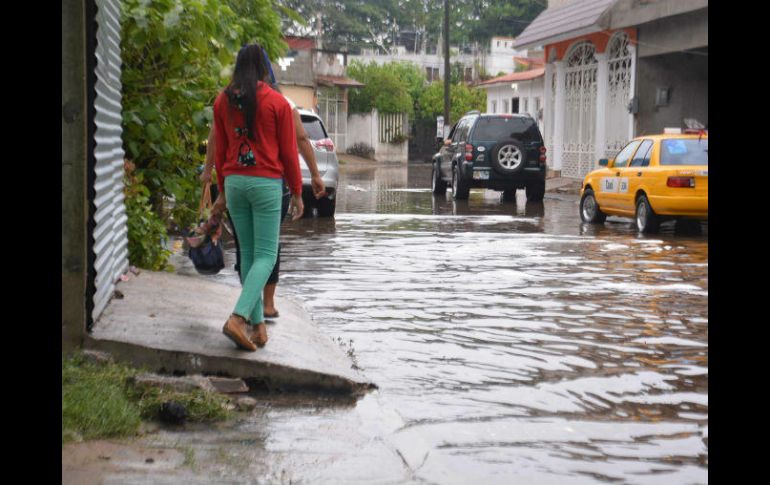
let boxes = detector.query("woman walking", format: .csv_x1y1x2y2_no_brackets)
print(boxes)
211,44,303,351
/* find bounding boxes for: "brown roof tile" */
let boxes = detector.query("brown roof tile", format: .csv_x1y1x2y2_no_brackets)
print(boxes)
477,68,545,87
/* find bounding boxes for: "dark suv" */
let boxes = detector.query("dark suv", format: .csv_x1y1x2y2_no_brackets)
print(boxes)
432,112,546,201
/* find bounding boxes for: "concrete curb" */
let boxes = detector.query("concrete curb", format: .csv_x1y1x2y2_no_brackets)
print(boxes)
85,271,376,396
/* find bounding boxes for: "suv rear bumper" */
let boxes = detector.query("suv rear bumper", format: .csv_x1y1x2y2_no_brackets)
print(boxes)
460,161,545,190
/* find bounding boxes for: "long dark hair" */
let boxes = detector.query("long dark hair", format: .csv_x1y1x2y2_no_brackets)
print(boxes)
225,44,268,141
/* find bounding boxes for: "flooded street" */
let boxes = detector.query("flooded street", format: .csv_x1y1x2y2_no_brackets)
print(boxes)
150,160,707,484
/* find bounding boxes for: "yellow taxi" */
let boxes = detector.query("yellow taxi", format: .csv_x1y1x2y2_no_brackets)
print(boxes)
579,132,708,233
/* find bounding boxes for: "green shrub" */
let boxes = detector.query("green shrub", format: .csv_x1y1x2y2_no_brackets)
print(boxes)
416,81,487,124
347,61,422,116
124,161,172,271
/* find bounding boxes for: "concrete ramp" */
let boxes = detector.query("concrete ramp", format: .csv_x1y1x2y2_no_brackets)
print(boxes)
86,271,374,395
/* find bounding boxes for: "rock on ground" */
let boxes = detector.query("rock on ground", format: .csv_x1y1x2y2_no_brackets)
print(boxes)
129,374,216,394
235,396,258,411
81,350,114,366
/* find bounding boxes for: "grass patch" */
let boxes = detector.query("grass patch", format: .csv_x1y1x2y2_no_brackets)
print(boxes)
130,386,231,422
62,353,142,444
62,353,232,445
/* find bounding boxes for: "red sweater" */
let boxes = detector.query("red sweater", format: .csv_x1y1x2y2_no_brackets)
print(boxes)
213,82,302,196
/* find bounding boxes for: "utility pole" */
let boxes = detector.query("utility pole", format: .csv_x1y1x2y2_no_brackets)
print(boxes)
443,0,450,129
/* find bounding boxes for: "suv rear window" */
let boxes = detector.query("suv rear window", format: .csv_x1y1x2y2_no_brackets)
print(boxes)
301,116,327,140
660,139,708,166
471,116,542,143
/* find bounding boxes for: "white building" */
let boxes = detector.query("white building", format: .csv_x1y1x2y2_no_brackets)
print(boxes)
485,36,521,76
476,68,546,133
348,36,528,82
514,0,708,179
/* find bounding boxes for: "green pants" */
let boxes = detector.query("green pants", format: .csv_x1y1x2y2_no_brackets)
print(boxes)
224,175,283,325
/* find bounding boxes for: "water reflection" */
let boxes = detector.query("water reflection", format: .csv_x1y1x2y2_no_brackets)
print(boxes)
172,160,707,484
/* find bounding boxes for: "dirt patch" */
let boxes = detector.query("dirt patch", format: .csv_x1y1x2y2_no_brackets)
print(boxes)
62,440,188,485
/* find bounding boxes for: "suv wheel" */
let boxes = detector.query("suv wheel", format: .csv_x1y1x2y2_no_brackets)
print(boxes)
636,194,660,233
452,165,470,200
526,181,545,202
491,139,526,175
432,162,447,195
580,188,606,224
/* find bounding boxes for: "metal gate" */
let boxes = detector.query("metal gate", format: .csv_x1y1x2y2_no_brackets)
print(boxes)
562,42,597,179
605,32,633,158
378,112,406,143
317,87,347,150
91,0,128,323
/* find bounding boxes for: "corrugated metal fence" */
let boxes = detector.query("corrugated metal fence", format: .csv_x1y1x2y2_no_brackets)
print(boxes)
91,0,128,322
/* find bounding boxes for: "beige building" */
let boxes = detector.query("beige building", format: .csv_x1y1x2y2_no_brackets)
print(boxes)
274,37,364,149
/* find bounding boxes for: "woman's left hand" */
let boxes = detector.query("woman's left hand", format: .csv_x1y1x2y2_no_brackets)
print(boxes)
288,194,304,221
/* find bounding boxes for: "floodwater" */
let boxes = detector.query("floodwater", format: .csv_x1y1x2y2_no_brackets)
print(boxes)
156,161,708,484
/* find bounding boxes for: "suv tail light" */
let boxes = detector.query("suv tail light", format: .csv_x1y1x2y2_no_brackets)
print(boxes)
667,176,695,188
312,138,335,152
465,144,474,161
539,146,547,164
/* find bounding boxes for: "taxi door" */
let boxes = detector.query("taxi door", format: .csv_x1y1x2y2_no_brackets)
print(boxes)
616,139,654,214
599,140,641,211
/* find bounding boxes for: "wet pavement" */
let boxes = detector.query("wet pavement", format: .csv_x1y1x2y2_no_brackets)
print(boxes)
75,160,707,484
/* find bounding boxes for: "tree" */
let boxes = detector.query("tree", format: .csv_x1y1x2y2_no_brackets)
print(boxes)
279,0,399,53
276,1,544,55
347,61,421,115
416,81,486,123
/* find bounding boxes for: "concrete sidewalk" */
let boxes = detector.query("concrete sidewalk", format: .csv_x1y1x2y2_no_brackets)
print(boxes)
546,177,582,194
85,271,374,395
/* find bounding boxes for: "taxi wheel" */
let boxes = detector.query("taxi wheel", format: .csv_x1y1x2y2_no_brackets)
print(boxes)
580,188,606,224
635,194,660,233
432,162,447,195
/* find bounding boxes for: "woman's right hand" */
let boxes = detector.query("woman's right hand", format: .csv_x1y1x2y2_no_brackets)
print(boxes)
211,192,227,217
288,194,304,221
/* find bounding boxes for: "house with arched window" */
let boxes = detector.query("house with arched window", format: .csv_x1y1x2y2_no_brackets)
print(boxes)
515,0,708,179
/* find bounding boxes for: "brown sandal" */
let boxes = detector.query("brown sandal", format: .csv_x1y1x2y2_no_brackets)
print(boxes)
222,314,257,351
247,322,268,347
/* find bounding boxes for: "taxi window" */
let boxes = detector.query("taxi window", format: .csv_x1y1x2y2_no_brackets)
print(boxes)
629,140,653,167
613,140,642,168
660,139,708,166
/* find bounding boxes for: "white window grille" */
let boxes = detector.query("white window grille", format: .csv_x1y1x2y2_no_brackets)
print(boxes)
491,100,497,113
605,32,633,159
562,41,598,179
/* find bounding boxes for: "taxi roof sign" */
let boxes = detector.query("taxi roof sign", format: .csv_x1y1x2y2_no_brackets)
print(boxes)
664,127,682,134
